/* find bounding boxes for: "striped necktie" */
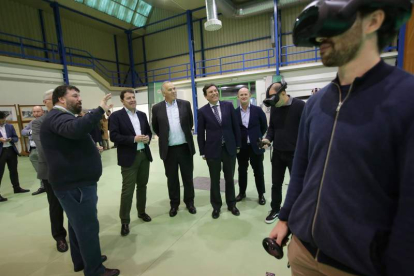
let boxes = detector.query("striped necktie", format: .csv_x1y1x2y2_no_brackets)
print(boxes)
212,105,221,125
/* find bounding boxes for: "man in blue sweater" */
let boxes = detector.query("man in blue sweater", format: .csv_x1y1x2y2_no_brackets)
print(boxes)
41,85,120,276
269,1,414,276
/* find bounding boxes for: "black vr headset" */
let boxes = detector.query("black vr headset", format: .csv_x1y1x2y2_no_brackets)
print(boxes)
293,0,412,47
262,78,288,107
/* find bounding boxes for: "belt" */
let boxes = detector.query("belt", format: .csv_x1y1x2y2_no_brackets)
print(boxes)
169,143,187,148
137,149,145,153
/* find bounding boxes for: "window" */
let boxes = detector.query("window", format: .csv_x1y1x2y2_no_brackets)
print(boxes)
74,0,152,27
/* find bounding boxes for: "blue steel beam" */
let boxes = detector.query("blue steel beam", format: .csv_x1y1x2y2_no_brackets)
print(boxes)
397,24,406,69
186,10,198,134
114,35,121,86
199,20,206,77
51,2,69,84
273,0,280,76
126,31,136,88
38,9,49,61
142,36,148,85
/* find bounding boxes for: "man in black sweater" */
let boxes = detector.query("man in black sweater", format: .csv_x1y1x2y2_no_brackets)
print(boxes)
262,82,305,224
40,85,119,276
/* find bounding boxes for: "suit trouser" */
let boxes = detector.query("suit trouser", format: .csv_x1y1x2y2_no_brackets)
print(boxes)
163,144,195,208
288,235,358,276
236,145,266,196
0,147,20,190
43,179,67,241
29,148,44,189
271,150,294,212
54,184,105,276
120,151,150,224
206,146,236,210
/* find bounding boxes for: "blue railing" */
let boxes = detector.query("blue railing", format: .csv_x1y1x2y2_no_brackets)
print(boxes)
0,31,399,88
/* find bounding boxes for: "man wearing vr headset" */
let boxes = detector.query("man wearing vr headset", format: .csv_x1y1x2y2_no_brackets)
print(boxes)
269,1,413,276
261,80,305,224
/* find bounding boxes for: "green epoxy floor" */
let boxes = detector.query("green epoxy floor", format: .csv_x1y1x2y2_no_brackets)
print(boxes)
0,140,291,276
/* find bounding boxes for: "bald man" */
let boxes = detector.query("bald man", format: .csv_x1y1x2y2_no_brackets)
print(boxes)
21,105,45,195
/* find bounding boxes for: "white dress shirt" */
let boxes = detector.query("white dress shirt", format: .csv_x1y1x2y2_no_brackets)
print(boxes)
125,107,145,150
165,100,186,146
0,124,11,147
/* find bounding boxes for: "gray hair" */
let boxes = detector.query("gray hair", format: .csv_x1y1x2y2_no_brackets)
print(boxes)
43,89,54,100
161,81,172,93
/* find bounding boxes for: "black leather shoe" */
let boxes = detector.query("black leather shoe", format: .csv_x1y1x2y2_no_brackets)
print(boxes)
228,206,240,216
138,213,152,222
169,207,178,217
0,195,7,202
100,268,120,276
14,187,30,194
235,193,246,202
56,239,68,253
212,209,220,219
187,205,197,214
121,224,129,236
32,188,46,196
258,195,266,205
74,255,108,272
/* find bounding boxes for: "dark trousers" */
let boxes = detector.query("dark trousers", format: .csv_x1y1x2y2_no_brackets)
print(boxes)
163,144,195,208
271,150,294,211
120,151,150,224
43,179,67,241
54,184,105,276
206,146,236,210
0,147,20,190
236,145,266,196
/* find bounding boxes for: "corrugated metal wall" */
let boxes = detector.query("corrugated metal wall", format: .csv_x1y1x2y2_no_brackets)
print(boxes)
0,0,129,85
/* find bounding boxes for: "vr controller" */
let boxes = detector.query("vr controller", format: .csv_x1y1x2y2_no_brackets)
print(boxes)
262,237,286,259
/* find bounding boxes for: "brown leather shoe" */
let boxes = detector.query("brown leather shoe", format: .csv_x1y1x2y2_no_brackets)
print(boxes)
101,268,120,276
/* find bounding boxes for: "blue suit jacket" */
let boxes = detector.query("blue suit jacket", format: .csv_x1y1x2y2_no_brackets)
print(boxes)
236,105,268,155
0,124,19,155
109,108,153,167
197,101,241,159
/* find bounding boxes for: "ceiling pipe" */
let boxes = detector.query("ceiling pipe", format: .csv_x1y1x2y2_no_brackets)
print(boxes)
216,0,312,18
204,0,222,31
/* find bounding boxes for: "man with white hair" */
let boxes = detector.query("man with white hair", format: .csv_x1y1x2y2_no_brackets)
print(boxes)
31,90,68,252
22,105,45,195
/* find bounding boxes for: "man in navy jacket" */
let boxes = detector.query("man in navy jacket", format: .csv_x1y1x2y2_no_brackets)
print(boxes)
235,86,268,205
0,111,30,202
269,5,414,276
110,89,153,237
197,83,241,219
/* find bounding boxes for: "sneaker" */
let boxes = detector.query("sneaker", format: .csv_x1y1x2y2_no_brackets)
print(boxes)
265,210,279,224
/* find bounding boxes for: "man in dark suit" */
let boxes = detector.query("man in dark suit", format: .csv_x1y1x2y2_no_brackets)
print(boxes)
32,89,68,253
110,89,153,236
197,83,241,219
152,81,196,217
235,86,268,205
0,111,30,202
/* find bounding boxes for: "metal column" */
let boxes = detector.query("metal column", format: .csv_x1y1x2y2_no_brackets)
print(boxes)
142,36,148,85
186,10,198,134
113,35,121,86
273,0,280,76
397,24,406,69
126,31,136,88
51,2,69,84
38,9,49,61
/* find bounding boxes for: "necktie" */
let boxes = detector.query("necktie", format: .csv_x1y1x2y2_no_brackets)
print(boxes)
212,105,221,125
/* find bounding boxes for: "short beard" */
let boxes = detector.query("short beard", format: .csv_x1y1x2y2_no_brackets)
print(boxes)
67,103,82,114
321,20,363,67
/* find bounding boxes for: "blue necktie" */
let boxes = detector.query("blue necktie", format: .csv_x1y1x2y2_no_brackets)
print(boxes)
212,105,221,125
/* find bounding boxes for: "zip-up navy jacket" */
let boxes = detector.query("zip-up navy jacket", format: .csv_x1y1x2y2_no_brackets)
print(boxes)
279,60,414,276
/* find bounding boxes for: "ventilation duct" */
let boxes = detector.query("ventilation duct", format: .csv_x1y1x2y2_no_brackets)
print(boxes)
204,0,222,31
217,0,312,18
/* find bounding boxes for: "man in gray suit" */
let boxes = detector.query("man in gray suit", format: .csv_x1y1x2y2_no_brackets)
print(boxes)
22,106,45,195
32,90,68,252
